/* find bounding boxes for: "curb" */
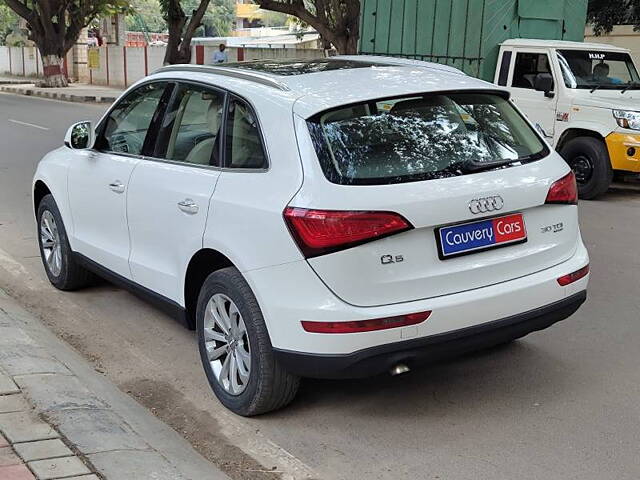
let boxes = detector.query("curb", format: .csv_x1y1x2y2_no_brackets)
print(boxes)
0,288,229,480
0,85,118,103
0,80,29,85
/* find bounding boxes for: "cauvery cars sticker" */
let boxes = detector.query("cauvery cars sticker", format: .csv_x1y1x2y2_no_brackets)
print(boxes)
436,213,527,259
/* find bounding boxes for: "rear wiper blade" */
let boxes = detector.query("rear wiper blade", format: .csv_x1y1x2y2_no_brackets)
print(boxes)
463,159,516,173
445,157,522,175
590,84,601,93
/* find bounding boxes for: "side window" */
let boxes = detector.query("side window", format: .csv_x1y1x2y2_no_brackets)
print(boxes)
161,85,225,166
225,98,267,169
98,83,167,155
511,53,554,90
497,51,512,86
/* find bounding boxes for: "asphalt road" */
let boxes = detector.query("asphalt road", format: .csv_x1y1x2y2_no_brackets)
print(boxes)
1,92,639,480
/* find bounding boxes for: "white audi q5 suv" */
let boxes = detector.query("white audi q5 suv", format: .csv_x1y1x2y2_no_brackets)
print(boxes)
33,58,589,415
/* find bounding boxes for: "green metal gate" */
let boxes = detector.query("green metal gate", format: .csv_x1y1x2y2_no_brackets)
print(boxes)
359,0,588,81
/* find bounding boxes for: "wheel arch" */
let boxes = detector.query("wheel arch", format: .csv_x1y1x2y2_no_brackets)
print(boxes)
556,128,605,152
183,248,235,330
33,180,52,215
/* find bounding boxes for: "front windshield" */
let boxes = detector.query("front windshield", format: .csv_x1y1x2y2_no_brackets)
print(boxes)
307,92,548,185
557,49,640,89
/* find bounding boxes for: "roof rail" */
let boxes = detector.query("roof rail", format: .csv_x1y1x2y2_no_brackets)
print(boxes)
155,64,291,91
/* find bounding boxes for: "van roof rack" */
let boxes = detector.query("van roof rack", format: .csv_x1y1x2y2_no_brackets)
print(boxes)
155,64,291,91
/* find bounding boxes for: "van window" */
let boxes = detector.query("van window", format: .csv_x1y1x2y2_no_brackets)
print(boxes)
512,53,554,90
497,51,512,86
557,50,640,90
307,92,549,185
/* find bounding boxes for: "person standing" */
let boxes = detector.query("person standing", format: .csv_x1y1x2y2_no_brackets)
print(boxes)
212,44,228,64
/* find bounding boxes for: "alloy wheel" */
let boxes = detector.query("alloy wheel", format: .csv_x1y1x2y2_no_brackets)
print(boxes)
40,210,62,277
203,293,251,395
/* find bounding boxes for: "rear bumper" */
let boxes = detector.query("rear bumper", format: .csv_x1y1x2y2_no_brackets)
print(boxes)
245,238,589,355
274,290,586,379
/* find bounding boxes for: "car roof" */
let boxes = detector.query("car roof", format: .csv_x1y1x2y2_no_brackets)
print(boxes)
501,38,630,53
152,58,503,118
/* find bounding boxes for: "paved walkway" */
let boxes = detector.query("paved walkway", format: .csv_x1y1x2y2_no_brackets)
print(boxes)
0,289,229,480
0,409,98,480
0,81,122,103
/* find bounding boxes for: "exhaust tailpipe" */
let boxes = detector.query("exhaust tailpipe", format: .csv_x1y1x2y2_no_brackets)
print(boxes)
390,363,410,376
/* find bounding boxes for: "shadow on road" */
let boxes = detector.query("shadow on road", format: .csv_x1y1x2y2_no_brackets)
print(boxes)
276,336,575,420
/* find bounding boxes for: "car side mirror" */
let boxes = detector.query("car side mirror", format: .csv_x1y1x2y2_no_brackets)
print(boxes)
534,73,555,98
64,121,95,149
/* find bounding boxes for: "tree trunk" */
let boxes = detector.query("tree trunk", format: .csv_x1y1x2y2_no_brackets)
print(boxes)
163,14,188,65
332,33,359,55
40,54,68,88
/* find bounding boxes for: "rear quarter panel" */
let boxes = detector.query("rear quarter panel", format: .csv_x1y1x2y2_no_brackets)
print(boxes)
201,96,304,273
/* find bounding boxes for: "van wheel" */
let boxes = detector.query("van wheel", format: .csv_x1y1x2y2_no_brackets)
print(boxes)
196,267,300,416
559,137,613,199
37,194,92,290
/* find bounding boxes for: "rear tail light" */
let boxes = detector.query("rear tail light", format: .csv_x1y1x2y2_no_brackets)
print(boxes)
546,172,578,205
301,311,431,334
283,207,413,258
557,264,589,286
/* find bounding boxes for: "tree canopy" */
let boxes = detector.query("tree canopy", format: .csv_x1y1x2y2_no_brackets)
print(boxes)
2,0,129,86
159,0,211,64
0,3,19,45
588,0,640,35
254,0,361,53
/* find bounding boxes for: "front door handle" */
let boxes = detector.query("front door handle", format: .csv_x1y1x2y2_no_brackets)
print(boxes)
178,199,199,215
108,181,125,194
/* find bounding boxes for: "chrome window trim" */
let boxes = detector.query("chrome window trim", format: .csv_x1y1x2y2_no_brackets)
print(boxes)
136,155,269,173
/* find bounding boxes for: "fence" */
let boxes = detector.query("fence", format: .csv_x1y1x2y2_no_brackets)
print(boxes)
0,44,326,87
0,46,75,79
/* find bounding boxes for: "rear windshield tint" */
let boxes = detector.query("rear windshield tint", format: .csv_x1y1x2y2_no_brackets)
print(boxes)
307,92,548,185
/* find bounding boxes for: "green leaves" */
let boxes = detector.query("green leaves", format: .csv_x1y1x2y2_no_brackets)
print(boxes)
588,0,640,35
0,3,19,45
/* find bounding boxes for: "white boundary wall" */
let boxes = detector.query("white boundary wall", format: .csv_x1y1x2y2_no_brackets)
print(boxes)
1,44,325,87
87,45,326,87
585,25,640,67
0,46,72,79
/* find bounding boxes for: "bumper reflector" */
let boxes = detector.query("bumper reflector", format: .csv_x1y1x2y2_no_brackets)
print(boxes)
557,264,589,286
301,311,431,334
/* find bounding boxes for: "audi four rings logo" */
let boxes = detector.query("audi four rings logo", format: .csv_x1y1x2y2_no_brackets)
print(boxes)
469,195,505,214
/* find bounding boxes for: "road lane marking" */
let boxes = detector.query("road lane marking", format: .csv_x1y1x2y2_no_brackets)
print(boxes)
8,119,50,130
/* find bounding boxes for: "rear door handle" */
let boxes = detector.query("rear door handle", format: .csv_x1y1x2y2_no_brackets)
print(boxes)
108,181,125,194
178,199,199,215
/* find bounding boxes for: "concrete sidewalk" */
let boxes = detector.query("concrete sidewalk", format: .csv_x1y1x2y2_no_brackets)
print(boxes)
0,288,229,480
0,82,122,103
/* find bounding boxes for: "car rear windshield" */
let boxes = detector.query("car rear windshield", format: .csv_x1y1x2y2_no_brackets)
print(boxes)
307,92,549,185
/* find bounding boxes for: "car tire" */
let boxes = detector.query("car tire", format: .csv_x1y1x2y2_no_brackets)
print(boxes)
559,137,613,200
37,194,93,290
196,267,300,416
